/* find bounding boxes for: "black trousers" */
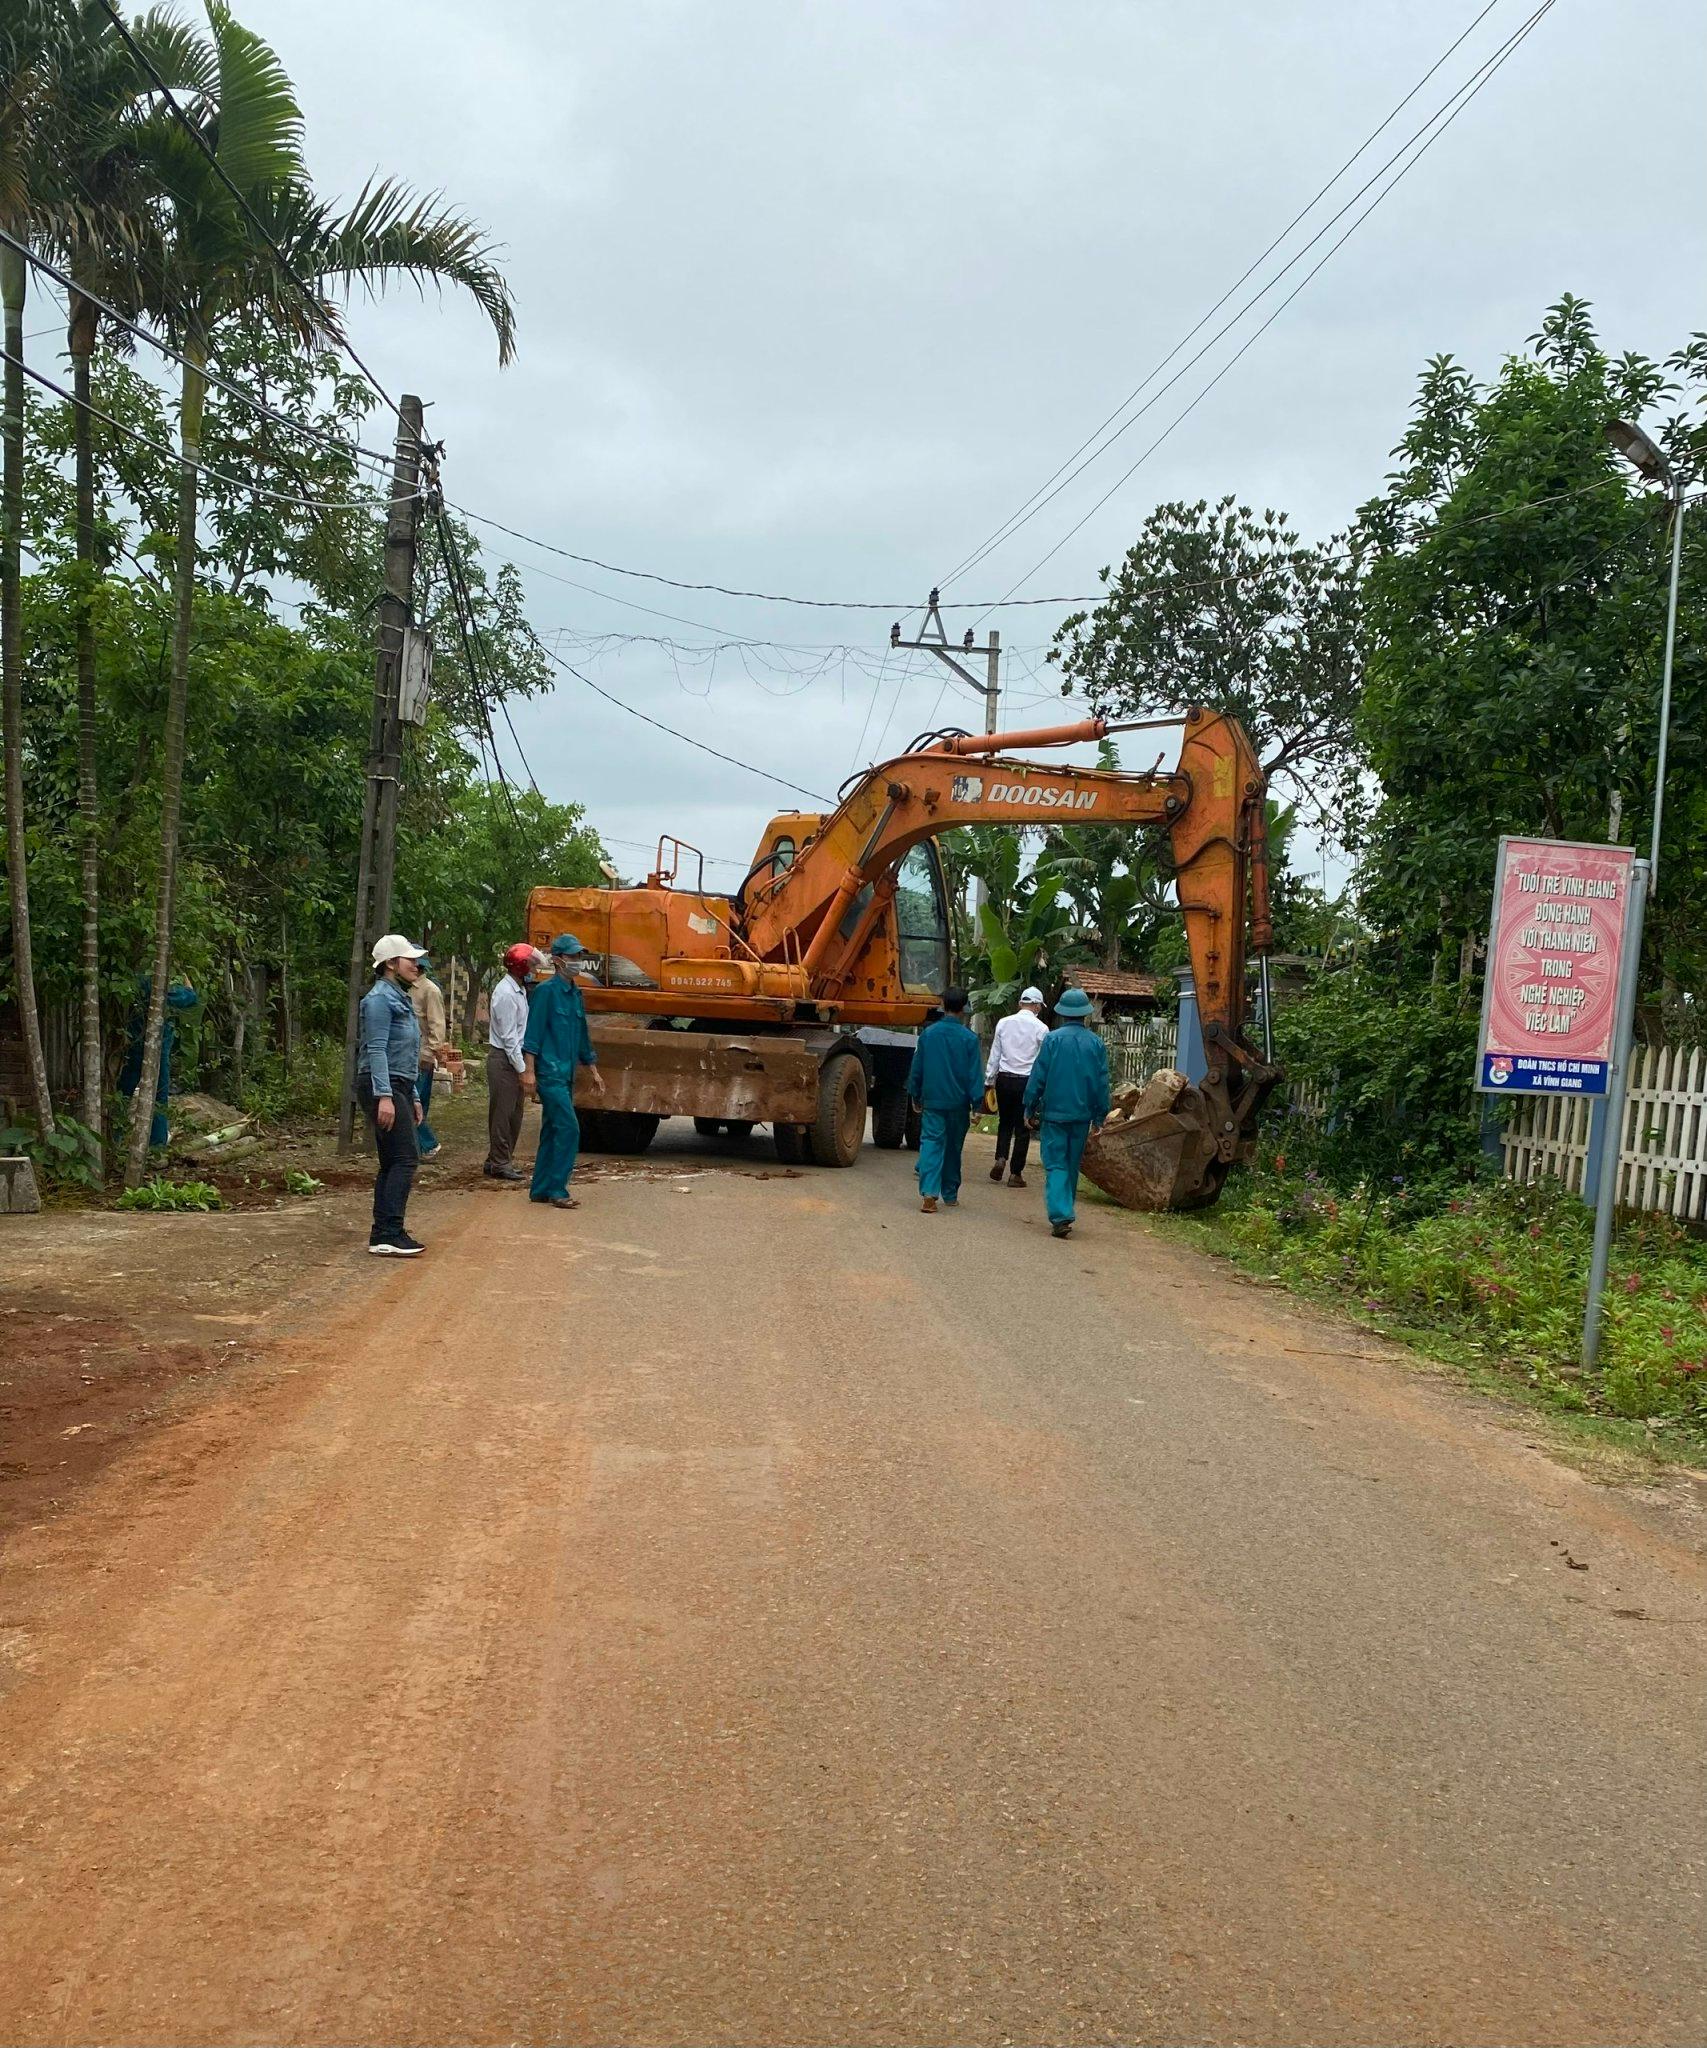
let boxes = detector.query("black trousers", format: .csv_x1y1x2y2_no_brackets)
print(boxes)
358,1074,418,1239
992,1070,1032,1177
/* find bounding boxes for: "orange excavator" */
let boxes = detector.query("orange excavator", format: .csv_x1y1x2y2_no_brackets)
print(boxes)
525,707,1280,1209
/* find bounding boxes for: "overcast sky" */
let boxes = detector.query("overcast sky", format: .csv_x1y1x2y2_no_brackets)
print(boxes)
248,0,1705,893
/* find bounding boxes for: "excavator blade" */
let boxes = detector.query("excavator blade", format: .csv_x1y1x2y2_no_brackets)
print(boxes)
1082,1069,1237,1213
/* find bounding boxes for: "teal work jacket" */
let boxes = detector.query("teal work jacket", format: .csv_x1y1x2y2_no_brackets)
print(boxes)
1023,1021,1112,1125
522,974,598,1078
906,1016,985,1112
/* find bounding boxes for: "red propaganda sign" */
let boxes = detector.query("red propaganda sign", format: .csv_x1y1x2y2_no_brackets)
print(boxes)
1477,836,1636,1097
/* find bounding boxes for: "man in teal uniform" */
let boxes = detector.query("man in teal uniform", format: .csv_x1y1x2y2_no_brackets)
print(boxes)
521,933,603,1209
1023,986,1111,1238
905,985,984,1213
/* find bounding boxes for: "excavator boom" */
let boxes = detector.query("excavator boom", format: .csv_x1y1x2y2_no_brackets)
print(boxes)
526,707,1280,1206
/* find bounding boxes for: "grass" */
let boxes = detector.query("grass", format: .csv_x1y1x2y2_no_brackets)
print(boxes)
1146,1150,1707,1470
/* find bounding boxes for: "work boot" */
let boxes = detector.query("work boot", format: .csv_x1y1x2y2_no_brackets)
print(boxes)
989,1162,1005,1181
920,1196,938,1213
1008,1172,1026,1189
1050,1219,1072,1239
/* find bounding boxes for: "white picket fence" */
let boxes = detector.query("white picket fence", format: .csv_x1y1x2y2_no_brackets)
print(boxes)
1501,1043,1707,1220
1100,1015,1178,1091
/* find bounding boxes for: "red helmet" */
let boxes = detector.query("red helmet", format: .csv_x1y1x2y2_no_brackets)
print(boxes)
503,942,535,971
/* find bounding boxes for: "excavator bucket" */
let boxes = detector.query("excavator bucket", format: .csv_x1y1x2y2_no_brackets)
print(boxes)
1082,1069,1232,1212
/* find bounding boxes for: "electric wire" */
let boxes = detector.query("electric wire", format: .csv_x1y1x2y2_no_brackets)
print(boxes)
11,349,417,513
968,0,1556,622
448,502,1105,611
934,0,1508,592
533,639,831,805
96,0,415,434
0,227,400,472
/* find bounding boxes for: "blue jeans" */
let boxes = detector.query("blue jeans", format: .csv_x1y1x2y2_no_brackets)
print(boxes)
916,1105,971,1202
530,1070,581,1200
1040,1118,1091,1226
416,1066,438,1152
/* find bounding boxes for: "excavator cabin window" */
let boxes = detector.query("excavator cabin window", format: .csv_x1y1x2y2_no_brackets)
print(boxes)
894,842,950,996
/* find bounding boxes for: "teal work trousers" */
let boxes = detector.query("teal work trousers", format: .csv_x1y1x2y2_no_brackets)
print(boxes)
915,1105,971,1202
530,1071,581,1200
1039,1118,1091,1226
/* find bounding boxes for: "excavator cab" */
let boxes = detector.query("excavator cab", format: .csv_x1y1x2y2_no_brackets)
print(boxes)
893,843,952,997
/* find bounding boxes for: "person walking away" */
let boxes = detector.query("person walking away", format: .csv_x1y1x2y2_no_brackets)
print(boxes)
410,954,451,1160
521,933,603,1209
986,984,1049,1188
1022,986,1110,1239
357,934,428,1256
485,943,534,1182
905,984,984,1213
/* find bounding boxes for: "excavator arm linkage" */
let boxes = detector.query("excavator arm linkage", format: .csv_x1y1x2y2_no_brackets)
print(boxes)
739,706,1281,1209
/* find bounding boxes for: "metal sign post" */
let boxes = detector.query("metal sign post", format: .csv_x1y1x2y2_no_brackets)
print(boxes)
1472,834,1647,1371
1581,858,1648,1369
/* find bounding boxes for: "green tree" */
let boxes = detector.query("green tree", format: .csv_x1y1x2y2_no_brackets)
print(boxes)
0,0,61,1132
1355,296,1706,1005
1050,496,1364,827
122,0,517,1183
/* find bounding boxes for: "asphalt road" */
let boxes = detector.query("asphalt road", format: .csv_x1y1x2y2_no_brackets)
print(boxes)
1,1127,1703,2045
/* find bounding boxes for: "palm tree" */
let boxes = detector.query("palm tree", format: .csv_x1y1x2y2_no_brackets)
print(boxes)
0,0,60,1136
122,1,515,1184
39,5,203,1151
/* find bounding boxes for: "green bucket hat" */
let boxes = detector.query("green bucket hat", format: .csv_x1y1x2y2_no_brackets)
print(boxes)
1054,987,1093,1018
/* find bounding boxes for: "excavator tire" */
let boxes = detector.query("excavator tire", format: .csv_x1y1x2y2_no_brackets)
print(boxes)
584,1110,659,1156
773,1122,809,1165
871,1082,908,1150
902,1101,922,1151
809,1053,868,1168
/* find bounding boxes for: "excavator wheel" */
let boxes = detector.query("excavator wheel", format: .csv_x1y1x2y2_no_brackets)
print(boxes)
902,1101,922,1152
871,1082,908,1150
583,1110,659,1156
773,1122,809,1165
809,1053,868,1167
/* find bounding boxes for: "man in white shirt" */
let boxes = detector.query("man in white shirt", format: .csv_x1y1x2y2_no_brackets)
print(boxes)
484,943,535,1182
986,985,1050,1188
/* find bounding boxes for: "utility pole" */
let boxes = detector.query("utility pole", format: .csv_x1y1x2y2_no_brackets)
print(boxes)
890,589,1001,916
337,393,426,1153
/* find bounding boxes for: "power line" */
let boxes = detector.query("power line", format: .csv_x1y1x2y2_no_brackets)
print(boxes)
969,0,1556,621
96,0,417,433
934,0,1508,592
11,350,415,514
533,640,831,805
0,227,398,473
451,502,1105,611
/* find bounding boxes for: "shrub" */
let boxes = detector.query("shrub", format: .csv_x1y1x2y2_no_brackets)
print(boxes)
115,1178,223,1212
1203,1150,1707,1428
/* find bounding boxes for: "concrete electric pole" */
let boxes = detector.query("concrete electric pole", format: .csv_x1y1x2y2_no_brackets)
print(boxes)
890,590,1001,918
337,393,427,1153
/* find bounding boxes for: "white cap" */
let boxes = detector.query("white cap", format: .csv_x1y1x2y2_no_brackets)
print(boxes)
1020,985,1044,1006
371,933,427,968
